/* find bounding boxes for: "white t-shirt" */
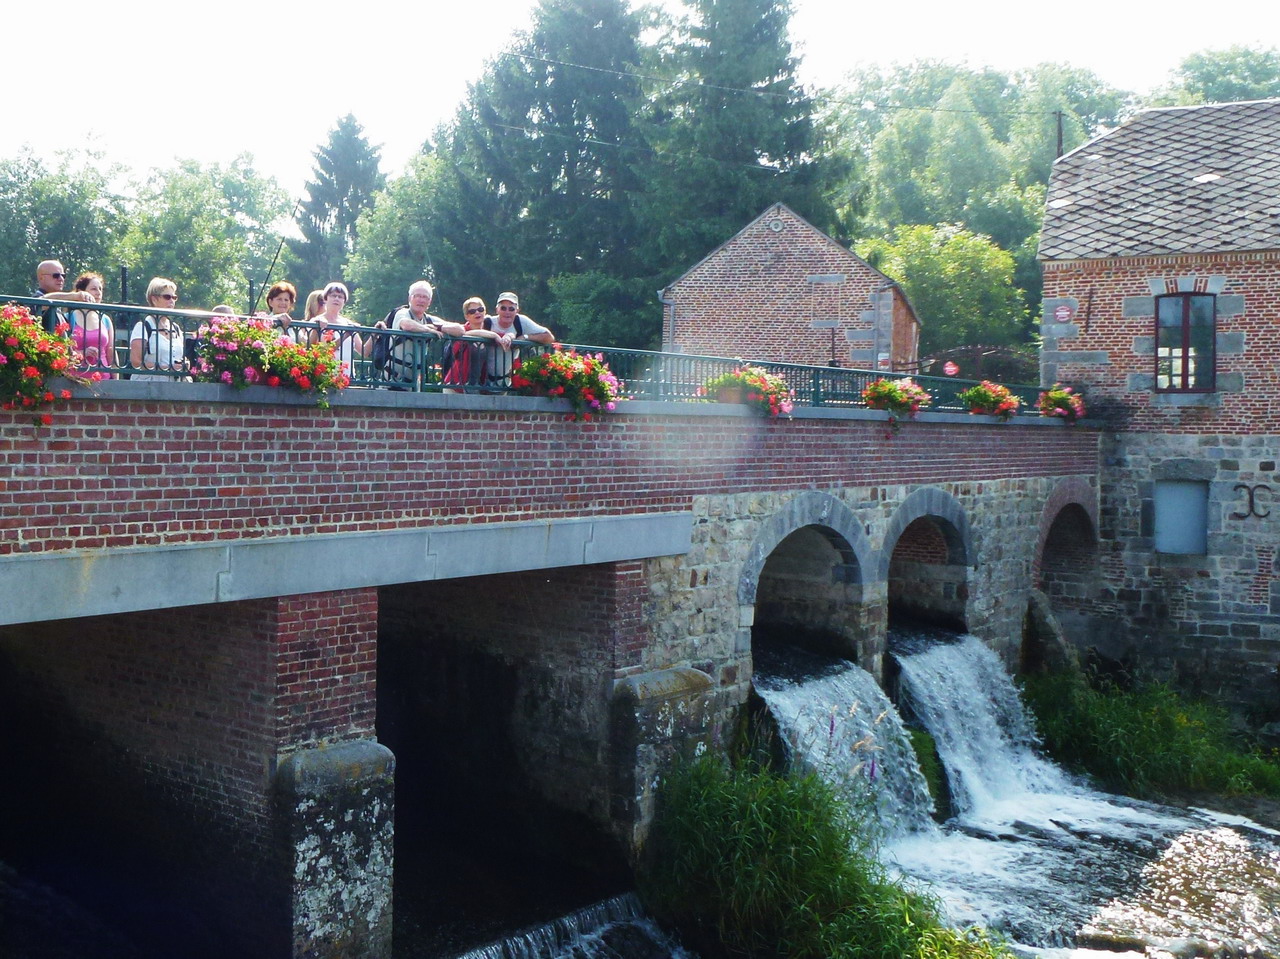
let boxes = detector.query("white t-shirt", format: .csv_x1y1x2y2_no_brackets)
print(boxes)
130,316,184,381
486,313,550,382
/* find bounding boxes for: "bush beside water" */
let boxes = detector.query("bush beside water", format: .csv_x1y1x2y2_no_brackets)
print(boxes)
639,757,1007,959
1021,671,1280,798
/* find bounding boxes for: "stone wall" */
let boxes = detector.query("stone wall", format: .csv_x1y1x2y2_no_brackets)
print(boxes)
1073,432,1279,717
1041,252,1280,718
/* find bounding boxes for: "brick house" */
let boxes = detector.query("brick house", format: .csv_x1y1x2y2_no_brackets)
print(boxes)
659,203,920,369
1038,99,1280,720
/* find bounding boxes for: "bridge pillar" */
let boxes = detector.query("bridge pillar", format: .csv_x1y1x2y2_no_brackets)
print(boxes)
0,587,392,958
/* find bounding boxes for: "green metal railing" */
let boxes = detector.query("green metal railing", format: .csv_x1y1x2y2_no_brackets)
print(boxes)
8,295,1042,414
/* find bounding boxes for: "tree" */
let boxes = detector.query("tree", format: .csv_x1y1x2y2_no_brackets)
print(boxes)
115,157,290,309
1155,45,1280,105
345,152,446,319
639,0,839,276
288,115,385,299
424,0,653,335
0,149,127,299
858,224,1029,355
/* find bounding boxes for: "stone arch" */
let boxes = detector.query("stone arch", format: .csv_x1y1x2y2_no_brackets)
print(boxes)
737,491,874,606
737,491,882,674
1033,476,1099,582
1031,477,1103,666
880,486,973,630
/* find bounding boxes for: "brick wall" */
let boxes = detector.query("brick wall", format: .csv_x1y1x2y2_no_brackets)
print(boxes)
1041,251,1280,434
1040,252,1280,719
0,399,1098,558
662,203,916,368
0,589,376,833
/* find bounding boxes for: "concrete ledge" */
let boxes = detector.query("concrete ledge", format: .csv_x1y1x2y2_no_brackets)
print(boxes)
0,511,694,625
613,667,714,705
277,740,396,795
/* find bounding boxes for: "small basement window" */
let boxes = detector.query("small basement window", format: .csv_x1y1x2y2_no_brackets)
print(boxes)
1153,480,1209,554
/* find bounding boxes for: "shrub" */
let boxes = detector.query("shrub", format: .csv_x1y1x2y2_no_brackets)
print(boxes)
1036,383,1085,422
699,366,795,418
0,302,83,426
955,380,1020,420
1022,671,1280,798
639,757,1008,959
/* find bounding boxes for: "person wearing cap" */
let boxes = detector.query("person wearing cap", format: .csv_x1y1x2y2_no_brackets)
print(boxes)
485,291,554,387
487,291,553,345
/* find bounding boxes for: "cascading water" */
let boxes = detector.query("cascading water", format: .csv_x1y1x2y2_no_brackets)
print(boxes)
450,893,693,959
752,642,935,839
753,629,1280,956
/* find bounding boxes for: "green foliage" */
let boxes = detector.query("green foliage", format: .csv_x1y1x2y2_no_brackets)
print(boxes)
1152,45,1280,105
858,224,1029,354
288,114,385,300
345,152,443,320
640,757,1008,959
115,156,290,310
0,149,128,299
1022,671,1280,798
639,0,840,275
545,271,658,349
907,728,951,820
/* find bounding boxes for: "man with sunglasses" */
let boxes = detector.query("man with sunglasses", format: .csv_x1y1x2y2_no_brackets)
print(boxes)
32,259,92,333
486,291,554,387
33,260,93,301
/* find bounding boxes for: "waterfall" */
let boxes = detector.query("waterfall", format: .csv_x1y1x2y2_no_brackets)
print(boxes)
752,642,936,838
450,893,693,959
884,629,1280,952
890,628,1076,820
751,630,1280,953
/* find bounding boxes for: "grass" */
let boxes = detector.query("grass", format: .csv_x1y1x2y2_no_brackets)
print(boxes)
638,756,1008,959
1021,670,1280,799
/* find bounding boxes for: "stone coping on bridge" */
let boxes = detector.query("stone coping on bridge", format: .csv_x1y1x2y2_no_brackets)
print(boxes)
0,512,693,625
57,378,1084,426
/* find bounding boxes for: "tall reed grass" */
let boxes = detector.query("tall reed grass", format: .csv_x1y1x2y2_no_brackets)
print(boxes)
639,757,1007,959
1021,671,1280,798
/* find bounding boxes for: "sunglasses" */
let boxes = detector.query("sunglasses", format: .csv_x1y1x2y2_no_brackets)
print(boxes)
498,305,517,311
157,293,178,301
465,307,485,314
48,272,66,280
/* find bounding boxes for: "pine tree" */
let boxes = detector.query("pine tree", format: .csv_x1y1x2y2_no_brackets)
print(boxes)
640,0,836,274
288,115,385,299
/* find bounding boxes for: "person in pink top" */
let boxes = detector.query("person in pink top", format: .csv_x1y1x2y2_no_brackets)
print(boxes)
68,272,115,379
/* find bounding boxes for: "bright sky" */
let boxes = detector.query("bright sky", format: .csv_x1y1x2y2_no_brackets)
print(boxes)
8,0,1278,200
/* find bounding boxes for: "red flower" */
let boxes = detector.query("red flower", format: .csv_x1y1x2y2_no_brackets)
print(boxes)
41,413,53,426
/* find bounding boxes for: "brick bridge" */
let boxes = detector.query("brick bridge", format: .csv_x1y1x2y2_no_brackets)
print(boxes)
0,381,1099,957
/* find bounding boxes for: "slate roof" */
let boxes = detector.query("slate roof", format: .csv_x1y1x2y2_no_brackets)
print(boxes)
1039,99,1280,260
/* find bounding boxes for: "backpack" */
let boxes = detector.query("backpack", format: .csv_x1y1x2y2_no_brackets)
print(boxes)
374,306,454,382
371,306,404,372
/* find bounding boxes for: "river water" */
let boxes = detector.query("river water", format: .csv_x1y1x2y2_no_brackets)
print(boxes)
755,630,1280,957
4,630,1277,958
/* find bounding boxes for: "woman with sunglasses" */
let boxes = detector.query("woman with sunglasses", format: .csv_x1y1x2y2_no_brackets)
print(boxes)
442,297,502,393
129,277,188,380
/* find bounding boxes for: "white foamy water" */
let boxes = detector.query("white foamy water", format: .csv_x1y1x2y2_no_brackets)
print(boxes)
753,643,935,839
755,631,1280,953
